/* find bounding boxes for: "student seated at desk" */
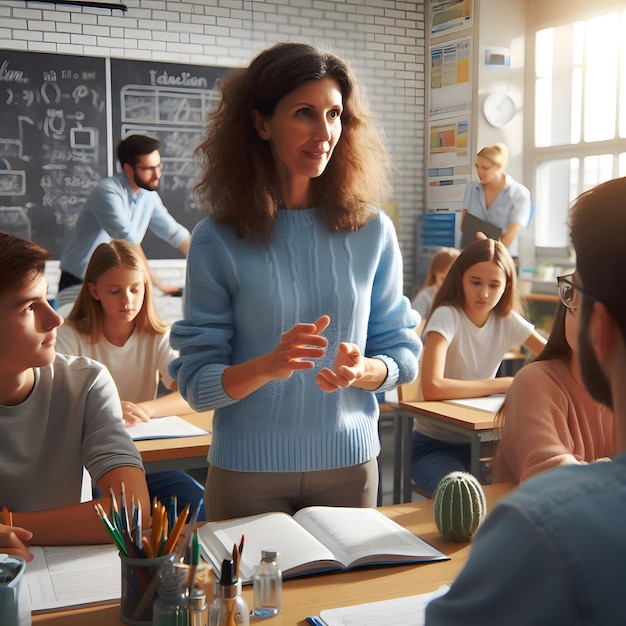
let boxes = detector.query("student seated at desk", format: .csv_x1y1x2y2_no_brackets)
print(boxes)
425,174,626,626
493,298,615,484
412,247,459,336
55,239,204,519
0,230,150,547
411,239,546,496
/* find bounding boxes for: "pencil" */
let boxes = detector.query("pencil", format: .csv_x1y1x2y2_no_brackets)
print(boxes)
163,502,190,555
232,543,239,579
187,530,200,594
109,486,122,532
2,507,12,527
120,481,130,533
174,503,202,562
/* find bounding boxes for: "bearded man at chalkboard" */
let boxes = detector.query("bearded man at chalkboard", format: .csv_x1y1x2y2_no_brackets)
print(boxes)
56,134,191,315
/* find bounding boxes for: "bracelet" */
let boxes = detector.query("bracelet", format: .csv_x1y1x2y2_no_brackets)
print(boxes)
2,506,13,526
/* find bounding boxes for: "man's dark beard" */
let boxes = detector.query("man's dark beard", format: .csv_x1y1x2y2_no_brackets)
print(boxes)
133,171,158,192
579,300,613,409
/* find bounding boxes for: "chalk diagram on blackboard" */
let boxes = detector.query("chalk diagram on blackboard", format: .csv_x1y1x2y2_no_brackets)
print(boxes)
0,51,108,257
119,83,221,200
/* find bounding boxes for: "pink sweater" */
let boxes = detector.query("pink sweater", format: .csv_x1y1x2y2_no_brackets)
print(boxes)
494,358,615,484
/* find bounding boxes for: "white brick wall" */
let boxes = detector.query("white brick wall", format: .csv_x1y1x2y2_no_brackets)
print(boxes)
2,0,426,293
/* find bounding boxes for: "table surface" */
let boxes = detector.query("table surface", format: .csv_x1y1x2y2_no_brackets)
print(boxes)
133,411,213,463
399,400,497,431
32,482,514,625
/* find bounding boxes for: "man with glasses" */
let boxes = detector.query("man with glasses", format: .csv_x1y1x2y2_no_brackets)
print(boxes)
57,134,191,313
426,177,626,624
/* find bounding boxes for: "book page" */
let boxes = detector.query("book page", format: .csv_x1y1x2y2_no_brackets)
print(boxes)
317,585,450,626
293,507,446,568
27,545,120,612
125,415,210,440
197,512,339,583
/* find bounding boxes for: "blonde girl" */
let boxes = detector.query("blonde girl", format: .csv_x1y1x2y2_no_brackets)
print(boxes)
412,247,460,335
410,238,546,495
56,239,204,517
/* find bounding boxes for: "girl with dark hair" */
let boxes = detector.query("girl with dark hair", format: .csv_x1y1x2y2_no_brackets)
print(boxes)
410,238,546,495
169,43,420,521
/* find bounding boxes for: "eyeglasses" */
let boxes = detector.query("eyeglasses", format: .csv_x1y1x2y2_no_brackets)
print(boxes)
556,274,596,310
134,163,162,174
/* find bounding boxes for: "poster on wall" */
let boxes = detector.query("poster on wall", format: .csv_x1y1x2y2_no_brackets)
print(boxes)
428,116,470,168
429,37,472,118
430,0,473,36
427,174,468,205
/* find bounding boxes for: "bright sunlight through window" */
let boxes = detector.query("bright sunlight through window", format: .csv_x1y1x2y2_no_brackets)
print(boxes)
532,10,626,247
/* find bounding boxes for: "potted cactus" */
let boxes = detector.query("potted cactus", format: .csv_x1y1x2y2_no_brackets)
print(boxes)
433,471,486,542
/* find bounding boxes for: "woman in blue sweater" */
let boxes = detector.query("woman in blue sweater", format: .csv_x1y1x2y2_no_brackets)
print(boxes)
169,42,421,521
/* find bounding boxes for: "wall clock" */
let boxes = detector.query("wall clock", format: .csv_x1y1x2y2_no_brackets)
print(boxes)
482,92,516,128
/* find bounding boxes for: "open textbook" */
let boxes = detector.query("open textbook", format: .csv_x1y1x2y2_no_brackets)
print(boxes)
197,506,447,584
27,545,120,612
307,585,450,626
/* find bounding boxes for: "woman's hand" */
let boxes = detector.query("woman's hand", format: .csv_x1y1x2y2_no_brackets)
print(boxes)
222,316,331,400
267,315,330,380
121,401,152,425
0,523,33,562
316,342,365,392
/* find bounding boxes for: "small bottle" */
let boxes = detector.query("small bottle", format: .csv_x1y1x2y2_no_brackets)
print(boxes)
188,586,208,626
253,549,282,617
208,559,249,626
153,560,190,626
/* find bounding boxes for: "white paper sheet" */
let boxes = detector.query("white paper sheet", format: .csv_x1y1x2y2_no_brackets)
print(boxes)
27,545,120,612
125,415,210,440
445,395,505,413
316,585,450,626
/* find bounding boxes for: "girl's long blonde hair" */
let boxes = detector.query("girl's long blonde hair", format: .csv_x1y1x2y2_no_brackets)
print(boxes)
65,239,168,344
421,247,460,289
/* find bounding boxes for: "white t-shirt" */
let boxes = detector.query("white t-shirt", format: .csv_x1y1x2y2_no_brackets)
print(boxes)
56,325,177,402
415,305,534,442
412,285,436,319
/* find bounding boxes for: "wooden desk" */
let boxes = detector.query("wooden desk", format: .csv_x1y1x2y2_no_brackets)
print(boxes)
32,483,514,626
134,411,213,473
400,400,497,478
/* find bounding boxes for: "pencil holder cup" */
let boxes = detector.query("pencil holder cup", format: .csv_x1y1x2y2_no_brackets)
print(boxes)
120,552,173,626
0,554,30,626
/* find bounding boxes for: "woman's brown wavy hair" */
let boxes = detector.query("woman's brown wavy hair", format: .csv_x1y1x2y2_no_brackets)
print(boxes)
193,42,393,241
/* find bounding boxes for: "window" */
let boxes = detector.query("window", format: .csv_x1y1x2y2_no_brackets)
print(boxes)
531,9,626,248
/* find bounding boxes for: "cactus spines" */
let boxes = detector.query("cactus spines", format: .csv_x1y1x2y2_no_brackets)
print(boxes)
433,471,486,542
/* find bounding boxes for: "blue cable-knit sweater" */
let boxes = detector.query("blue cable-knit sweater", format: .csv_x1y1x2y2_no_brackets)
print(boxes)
169,209,421,472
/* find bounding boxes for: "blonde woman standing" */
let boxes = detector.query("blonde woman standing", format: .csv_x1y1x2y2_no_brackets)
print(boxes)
461,143,531,261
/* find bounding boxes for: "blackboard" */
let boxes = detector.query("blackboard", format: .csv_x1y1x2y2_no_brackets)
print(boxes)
0,51,108,258
110,58,231,258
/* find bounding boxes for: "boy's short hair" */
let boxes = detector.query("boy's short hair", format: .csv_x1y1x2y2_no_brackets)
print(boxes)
0,230,50,295
117,134,161,167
